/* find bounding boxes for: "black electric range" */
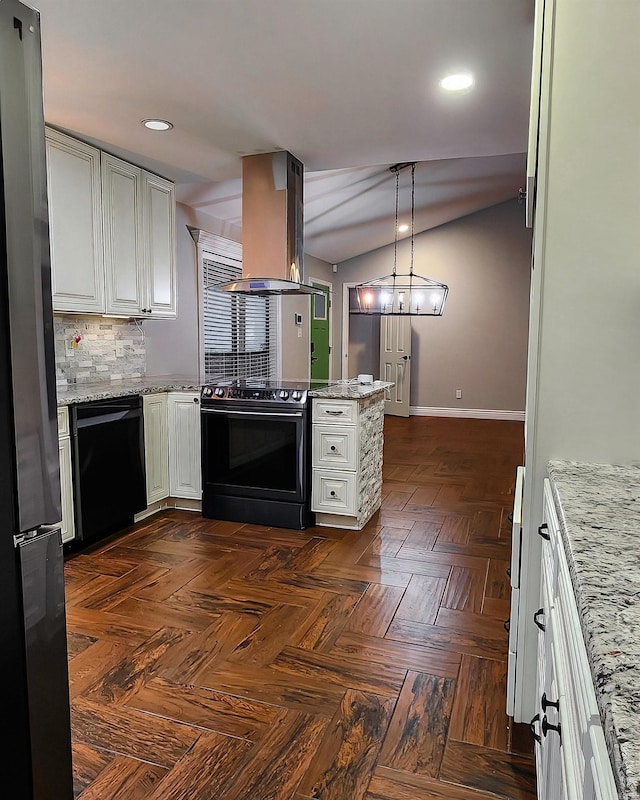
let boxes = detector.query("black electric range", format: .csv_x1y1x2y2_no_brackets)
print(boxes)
200,379,330,529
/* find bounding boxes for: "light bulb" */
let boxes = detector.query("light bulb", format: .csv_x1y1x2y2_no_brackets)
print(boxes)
142,119,173,131
430,292,441,310
364,291,374,307
439,73,474,92
413,292,423,310
398,223,409,233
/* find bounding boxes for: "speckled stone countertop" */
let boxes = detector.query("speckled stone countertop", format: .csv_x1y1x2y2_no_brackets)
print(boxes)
56,375,202,406
309,380,393,400
547,460,640,800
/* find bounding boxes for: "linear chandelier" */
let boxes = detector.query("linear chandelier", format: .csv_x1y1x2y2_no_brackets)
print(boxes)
351,162,449,316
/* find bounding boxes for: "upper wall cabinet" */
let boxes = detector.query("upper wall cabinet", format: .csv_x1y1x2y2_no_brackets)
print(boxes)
102,153,144,315
46,128,105,313
46,128,176,318
144,173,176,317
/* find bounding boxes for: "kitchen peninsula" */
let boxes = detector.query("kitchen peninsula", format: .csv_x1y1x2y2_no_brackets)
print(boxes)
309,380,392,530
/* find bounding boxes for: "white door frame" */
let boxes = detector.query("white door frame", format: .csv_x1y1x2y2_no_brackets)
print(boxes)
341,281,361,380
309,277,333,381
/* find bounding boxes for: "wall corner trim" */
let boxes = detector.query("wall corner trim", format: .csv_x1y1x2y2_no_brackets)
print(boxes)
409,406,525,421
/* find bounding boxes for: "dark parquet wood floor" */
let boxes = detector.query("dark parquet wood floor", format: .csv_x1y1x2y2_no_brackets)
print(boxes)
65,415,536,800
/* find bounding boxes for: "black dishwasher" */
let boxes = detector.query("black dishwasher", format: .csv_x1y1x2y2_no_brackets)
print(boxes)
70,395,146,546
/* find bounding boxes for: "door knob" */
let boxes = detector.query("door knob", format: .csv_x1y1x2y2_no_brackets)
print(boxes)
401,355,411,361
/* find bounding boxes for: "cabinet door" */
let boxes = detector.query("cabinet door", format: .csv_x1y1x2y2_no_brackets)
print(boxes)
58,436,75,544
144,173,176,318
102,154,144,315
46,129,104,313
168,393,201,499
143,394,169,505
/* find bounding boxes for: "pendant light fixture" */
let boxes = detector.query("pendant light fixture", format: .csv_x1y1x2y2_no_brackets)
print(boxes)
352,162,449,316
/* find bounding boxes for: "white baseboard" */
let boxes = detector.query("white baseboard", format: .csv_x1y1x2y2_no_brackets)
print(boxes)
134,496,201,523
409,406,525,421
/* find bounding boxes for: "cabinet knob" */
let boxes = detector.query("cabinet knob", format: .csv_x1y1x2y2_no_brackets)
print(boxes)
541,692,560,712
533,608,546,632
330,490,336,497
193,397,199,404
538,523,550,540
330,445,336,452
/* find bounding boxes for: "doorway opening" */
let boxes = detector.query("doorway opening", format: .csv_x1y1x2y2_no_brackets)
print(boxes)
310,280,332,382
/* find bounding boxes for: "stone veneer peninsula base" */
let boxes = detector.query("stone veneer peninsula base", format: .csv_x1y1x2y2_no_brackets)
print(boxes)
309,381,392,531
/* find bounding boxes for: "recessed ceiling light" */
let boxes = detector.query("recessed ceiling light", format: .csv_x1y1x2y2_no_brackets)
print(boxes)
142,119,173,131
439,73,475,92
398,223,409,233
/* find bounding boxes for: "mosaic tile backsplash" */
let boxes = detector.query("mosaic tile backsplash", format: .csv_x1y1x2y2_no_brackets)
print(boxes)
54,315,146,386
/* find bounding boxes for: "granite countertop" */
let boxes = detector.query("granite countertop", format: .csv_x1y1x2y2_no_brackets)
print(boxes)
547,460,640,800
56,375,202,406
309,380,393,400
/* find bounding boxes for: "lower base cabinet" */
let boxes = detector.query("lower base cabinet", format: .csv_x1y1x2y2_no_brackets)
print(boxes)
143,393,169,505
533,479,617,800
58,424,75,544
167,392,201,500
60,392,202,543
311,394,385,530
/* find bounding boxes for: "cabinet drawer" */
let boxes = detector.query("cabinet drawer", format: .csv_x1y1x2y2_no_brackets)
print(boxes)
313,399,357,425
312,470,357,516
313,425,357,470
57,406,69,438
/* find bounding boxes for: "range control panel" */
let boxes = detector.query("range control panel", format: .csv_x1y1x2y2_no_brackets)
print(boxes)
201,385,308,405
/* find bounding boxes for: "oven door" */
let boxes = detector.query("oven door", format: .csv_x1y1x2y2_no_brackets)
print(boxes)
201,405,307,503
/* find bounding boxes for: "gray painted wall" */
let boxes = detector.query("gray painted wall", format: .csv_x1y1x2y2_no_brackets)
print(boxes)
145,205,337,381
261,253,337,381
144,203,237,378
336,200,532,411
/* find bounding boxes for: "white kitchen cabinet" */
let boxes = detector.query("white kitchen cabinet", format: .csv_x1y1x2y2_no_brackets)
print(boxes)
311,393,385,530
56,407,75,544
167,392,201,500
143,393,169,505
144,173,176,317
103,158,176,318
311,399,358,525
531,480,617,800
46,128,176,318
102,153,144,316
46,129,105,313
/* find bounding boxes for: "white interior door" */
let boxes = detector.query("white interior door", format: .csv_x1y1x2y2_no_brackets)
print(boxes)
379,316,411,416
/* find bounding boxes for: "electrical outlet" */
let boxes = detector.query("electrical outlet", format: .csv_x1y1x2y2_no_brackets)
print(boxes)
455,389,462,399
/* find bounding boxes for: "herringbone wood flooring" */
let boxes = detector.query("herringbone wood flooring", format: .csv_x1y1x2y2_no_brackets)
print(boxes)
65,415,535,800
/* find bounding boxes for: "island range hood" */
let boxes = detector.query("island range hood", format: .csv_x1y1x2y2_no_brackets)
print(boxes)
218,150,321,296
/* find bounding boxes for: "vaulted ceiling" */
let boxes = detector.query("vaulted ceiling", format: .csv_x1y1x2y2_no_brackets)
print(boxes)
34,0,534,262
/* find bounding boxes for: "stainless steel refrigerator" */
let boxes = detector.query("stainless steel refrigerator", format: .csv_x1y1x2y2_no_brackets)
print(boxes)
0,1,73,798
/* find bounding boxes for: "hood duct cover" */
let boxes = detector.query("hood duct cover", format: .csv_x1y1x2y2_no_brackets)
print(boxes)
218,151,321,296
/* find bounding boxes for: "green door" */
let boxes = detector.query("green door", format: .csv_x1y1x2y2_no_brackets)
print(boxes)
310,282,330,382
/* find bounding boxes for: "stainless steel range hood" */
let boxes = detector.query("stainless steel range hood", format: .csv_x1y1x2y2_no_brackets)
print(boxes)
218,150,321,296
